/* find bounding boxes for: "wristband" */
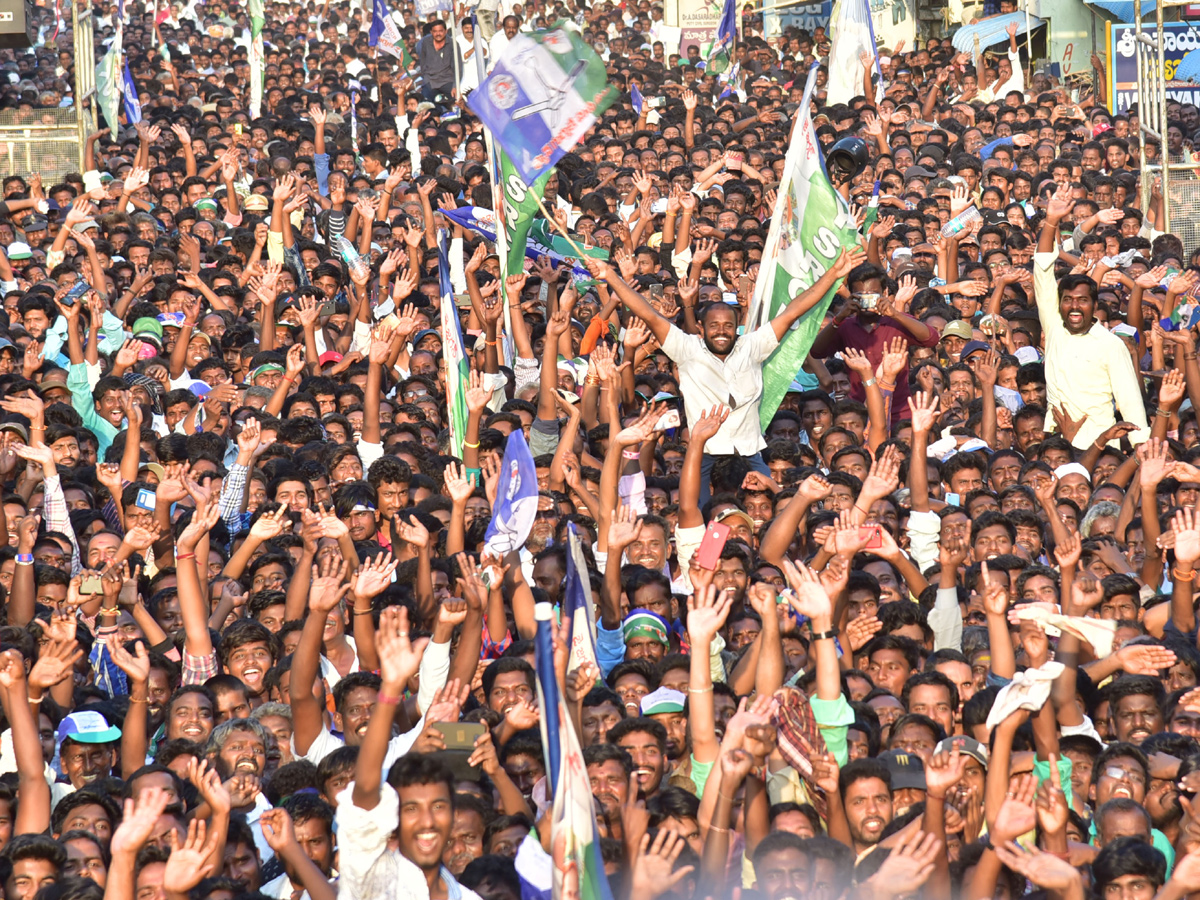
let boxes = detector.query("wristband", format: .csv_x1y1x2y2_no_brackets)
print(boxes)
98,607,120,617
15,554,32,565
863,377,876,388
377,692,402,705
622,449,640,459
463,440,480,449
812,629,838,641
175,553,196,561
27,695,42,705
1175,566,1196,582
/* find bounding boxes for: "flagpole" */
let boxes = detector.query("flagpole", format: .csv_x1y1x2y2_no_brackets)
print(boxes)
534,603,561,794
529,190,587,258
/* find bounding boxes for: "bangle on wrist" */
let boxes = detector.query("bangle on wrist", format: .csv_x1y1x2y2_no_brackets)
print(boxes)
622,449,640,459
1157,407,1173,418
863,377,876,388
1175,566,1196,582
463,439,480,449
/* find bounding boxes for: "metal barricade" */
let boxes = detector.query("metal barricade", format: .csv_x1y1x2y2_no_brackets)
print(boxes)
1136,0,1171,235
0,109,83,182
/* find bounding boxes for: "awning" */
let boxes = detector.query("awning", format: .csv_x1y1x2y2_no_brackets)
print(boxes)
1083,0,1138,21
952,12,1045,52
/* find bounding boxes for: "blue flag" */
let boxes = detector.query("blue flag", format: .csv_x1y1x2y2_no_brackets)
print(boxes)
369,0,387,47
439,205,599,281
630,82,643,115
563,522,599,675
122,62,141,124
482,429,538,556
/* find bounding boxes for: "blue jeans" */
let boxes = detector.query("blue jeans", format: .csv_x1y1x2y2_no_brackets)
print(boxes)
699,451,770,510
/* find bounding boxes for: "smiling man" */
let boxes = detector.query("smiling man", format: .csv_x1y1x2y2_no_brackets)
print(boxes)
1036,182,1150,449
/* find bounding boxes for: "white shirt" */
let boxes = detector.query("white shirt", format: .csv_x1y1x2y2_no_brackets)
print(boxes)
1032,251,1150,449
660,322,780,455
336,784,484,900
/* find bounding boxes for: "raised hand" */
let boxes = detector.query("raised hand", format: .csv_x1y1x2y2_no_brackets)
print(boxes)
686,583,733,645
163,819,219,894
992,772,1037,842
377,606,421,688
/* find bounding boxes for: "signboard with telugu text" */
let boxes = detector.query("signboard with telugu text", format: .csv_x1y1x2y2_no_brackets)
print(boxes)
1108,21,1200,113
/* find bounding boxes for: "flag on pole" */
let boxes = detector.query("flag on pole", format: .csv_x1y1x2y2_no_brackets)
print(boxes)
860,180,881,234
533,602,615,900
497,150,550,278
438,204,603,281
121,62,142,123
482,429,538,556
514,834,553,900
376,16,408,65
438,232,470,460
95,34,123,134
630,82,644,114
747,63,862,430
248,0,265,117
826,0,882,105
468,27,617,184
369,0,387,46
563,522,600,675
707,0,737,75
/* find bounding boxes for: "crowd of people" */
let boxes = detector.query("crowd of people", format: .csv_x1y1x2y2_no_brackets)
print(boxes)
0,0,1193,899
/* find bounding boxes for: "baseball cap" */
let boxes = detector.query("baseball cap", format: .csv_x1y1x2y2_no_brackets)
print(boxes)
0,421,27,441
132,317,164,342
880,749,927,790
318,351,343,366
713,507,756,532
934,735,989,768
250,363,285,381
960,340,990,360
57,710,121,744
640,687,686,716
940,320,972,341
7,241,32,261
622,609,670,647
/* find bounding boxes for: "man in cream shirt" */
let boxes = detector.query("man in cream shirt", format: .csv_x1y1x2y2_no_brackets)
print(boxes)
1034,181,1150,449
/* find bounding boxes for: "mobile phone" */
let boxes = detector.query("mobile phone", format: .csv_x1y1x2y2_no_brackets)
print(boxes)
726,152,743,171
135,488,156,512
649,283,664,301
60,280,90,307
722,291,738,304
233,123,243,135
318,301,336,316
651,198,668,214
859,525,883,549
944,492,960,507
430,722,487,781
654,409,681,432
695,521,731,570
737,274,751,293
80,574,103,594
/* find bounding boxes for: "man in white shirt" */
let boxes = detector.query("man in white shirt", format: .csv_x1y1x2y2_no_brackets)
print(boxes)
586,246,862,503
1034,181,1150,449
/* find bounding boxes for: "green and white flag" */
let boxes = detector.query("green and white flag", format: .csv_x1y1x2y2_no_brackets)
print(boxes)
497,149,550,281
248,0,264,117
747,63,862,430
438,233,469,459
95,32,123,134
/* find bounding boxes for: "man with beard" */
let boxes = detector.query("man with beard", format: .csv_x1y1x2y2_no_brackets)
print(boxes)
206,718,275,859
641,688,690,770
588,248,862,505
809,263,939,424
837,759,894,856
1108,676,1166,745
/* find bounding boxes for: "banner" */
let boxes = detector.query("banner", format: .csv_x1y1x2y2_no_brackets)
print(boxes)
747,63,861,430
1110,22,1200,113
468,27,617,184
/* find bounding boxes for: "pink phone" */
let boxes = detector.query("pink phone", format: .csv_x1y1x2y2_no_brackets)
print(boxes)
696,521,731,569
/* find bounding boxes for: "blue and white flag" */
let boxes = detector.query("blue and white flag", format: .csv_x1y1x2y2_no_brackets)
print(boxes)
563,522,599,675
482,429,538,556
532,602,615,900
827,0,883,104
707,0,736,75
369,0,387,46
467,27,616,184
514,834,552,900
122,62,142,124
630,82,644,114
439,204,596,282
